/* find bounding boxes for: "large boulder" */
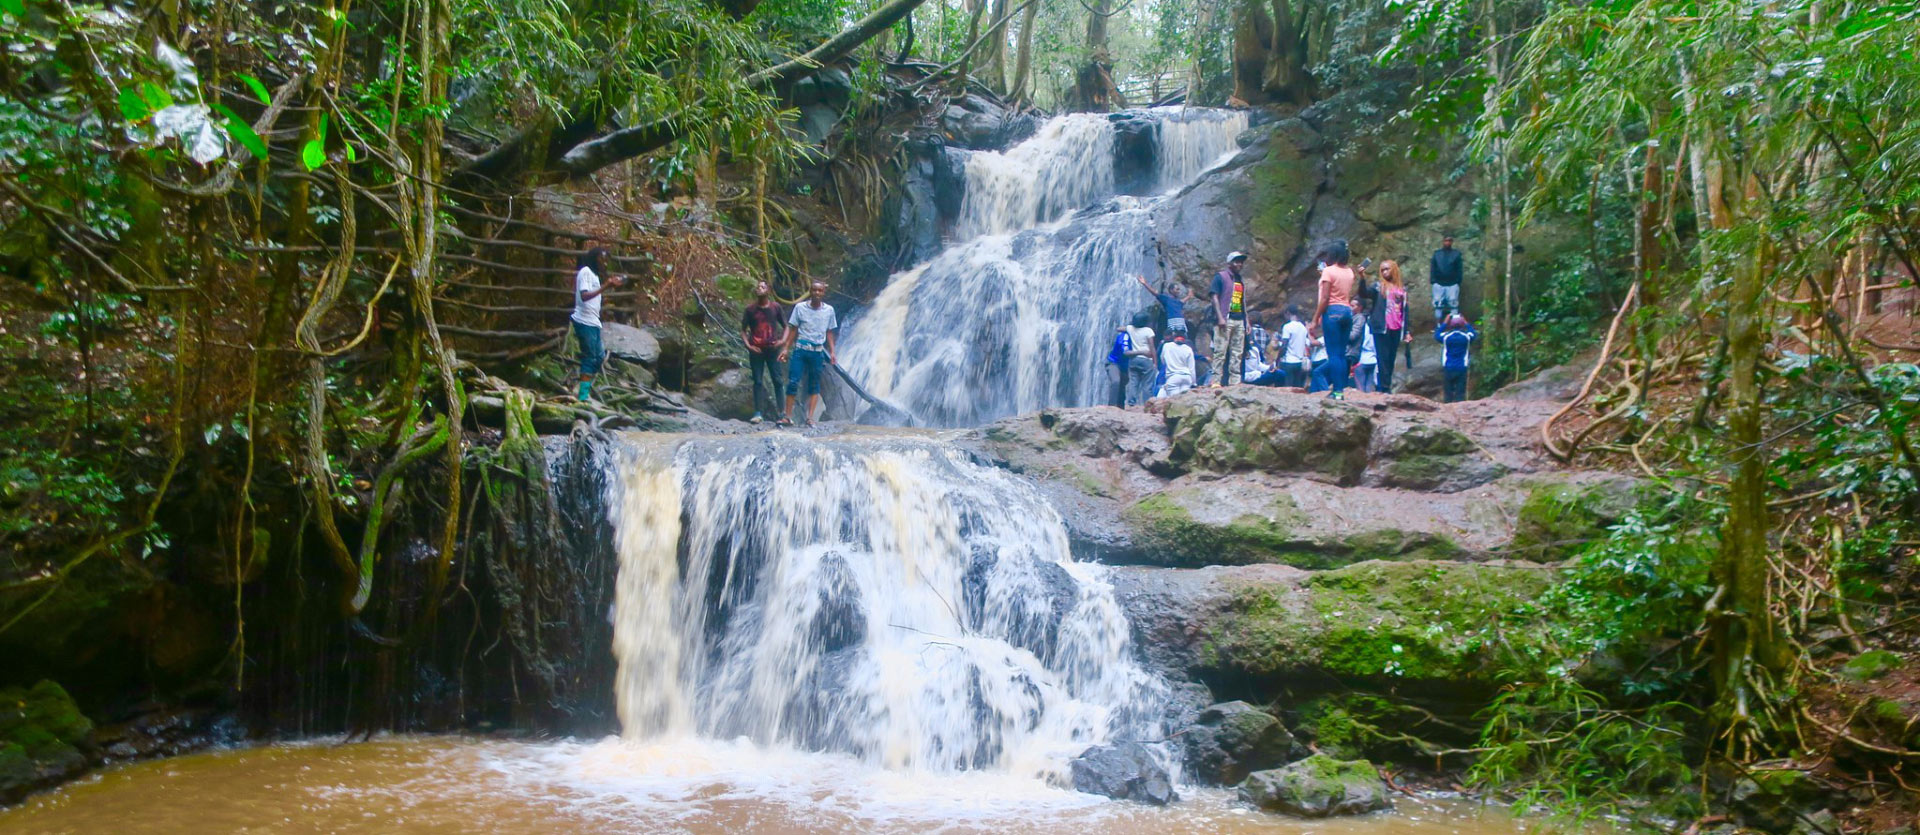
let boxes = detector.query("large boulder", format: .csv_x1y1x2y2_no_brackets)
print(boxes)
1238,754,1392,817
690,367,757,421
601,322,662,365
1163,388,1374,484
940,93,1036,150
1181,701,1298,785
0,680,93,802
1068,742,1177,806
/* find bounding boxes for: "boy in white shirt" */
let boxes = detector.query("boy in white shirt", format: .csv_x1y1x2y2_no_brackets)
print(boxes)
1278,306,1313,388
1159,333,1196,397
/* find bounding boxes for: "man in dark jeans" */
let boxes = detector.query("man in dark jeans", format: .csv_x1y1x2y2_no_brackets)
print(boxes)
740,281,787,425
1430,235,1464,322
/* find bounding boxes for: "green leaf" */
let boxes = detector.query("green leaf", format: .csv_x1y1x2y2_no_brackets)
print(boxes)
301,139,325,170
138,81,174,111
344,142,359,162
317,112,329,143
0,0,25,18
237,73,271,105
212,103,269,161
118,87,151,122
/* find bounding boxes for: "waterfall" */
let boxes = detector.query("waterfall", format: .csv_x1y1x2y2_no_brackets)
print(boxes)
606,434,1170,782
840,107,1248,427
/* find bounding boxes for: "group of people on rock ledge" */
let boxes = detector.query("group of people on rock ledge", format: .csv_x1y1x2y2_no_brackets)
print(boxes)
1108,237,1477,407
569,246,841,425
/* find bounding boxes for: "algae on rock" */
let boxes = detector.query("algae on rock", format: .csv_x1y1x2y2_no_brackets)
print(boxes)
1238,753,1392,818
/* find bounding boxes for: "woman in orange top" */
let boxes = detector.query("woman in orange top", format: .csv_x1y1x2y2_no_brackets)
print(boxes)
1310,240,1359,398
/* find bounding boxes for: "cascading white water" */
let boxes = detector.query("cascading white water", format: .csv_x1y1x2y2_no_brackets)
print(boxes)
840,107,1248,427
607,433,1170,783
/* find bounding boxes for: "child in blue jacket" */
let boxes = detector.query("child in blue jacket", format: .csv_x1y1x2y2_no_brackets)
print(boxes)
1435,314,1477,403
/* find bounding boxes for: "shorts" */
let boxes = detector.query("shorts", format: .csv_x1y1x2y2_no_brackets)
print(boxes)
787,348,829,397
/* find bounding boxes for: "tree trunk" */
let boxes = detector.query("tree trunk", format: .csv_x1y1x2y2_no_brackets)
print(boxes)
1711,221,1777,751
1065,0,1125,111
983,0,1012,94
1009,0,1039,104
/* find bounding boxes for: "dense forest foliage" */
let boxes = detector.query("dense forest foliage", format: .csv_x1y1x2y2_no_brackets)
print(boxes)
2,0,1916,827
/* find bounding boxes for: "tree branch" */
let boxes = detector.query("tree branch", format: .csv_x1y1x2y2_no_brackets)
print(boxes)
552,0,931,178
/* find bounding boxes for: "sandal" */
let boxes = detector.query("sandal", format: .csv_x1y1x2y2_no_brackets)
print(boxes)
775,417,793,427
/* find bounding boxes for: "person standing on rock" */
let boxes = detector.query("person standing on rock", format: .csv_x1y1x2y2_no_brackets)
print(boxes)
778,281,837,427
1430,235,1464,322
1209,252,1250,386
1373,260,1411,392
572,247,624,401
1356,309,1379,393
1124,312,1158,408
1134,275,1190,337
740,281,788,425
1104,325,1132,407
1309,241,1358,399
1159,332,1196,397
1436,313,1478,403
1279,306,1312,388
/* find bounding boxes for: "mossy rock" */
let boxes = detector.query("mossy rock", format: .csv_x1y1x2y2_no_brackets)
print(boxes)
1364,422,1507,493
1840,650,1902,682
1510,476,1642,561
1238,754,1391,818
1205,560,1561,686
1122,489,1312,567
0,680,93,799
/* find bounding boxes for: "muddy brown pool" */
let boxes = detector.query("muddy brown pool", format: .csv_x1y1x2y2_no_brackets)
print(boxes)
0,736,1549,834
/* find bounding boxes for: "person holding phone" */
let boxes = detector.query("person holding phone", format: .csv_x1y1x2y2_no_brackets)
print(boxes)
572,247,625,401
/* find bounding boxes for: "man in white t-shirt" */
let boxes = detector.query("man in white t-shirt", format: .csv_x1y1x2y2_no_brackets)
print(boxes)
1278,305,1312,388
571,247,625,401
1159,332,1196,397
778,281,838,427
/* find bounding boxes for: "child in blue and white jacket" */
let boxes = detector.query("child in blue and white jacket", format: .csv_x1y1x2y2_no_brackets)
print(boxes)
1434,314,1477,403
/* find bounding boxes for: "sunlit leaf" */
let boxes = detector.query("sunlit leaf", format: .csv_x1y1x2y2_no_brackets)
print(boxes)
212,103,269,161
237,73,272,105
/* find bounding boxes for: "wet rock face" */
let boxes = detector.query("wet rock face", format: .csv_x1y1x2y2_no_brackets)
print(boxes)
940,93,1038,151
1163,388,1374,484
1108,111,1159,195
961,545,1078,665
1180,701,1298,785
1238,754,1391,818
1068,742,1177,806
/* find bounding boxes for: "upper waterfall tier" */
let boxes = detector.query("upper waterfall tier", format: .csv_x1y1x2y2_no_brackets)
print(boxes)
605,433,1170,779
840,108,1248,428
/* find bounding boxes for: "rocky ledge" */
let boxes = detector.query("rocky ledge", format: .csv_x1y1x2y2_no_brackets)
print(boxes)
959,386,1639,569
961,385,1644,806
